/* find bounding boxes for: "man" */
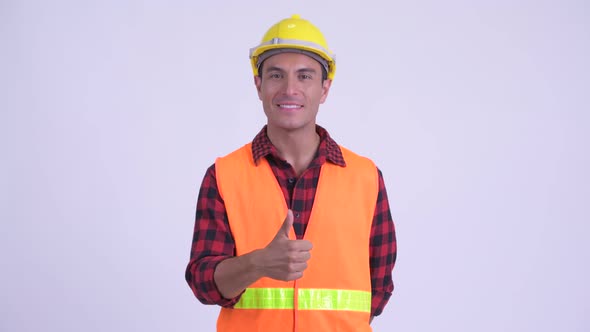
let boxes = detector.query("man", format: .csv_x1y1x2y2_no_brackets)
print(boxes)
186,14,396,332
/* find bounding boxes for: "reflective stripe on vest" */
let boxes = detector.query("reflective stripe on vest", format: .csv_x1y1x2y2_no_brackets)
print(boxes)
234,288,371,313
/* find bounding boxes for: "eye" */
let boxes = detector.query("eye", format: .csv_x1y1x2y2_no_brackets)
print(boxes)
299,73,312,80
268,72,282,79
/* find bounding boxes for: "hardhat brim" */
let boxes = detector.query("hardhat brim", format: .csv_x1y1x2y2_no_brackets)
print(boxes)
249,39,336,79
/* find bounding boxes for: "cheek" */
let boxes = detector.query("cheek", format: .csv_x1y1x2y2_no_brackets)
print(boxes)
261,90,273,104
307,87,324,103
260,85,279,103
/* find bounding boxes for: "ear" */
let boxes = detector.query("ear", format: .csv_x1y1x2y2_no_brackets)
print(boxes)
254,75,263,100
319,79,332,104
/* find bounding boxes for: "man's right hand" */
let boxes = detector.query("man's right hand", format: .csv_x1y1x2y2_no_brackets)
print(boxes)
256,210,313,281
213,210,313,299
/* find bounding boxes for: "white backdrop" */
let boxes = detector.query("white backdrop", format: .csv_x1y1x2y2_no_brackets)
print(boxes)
1,1,588,331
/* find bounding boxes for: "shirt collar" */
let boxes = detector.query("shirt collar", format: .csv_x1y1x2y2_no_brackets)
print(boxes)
251,125,346,167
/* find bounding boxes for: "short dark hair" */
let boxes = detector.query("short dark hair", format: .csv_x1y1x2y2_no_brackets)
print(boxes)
258,60,328,82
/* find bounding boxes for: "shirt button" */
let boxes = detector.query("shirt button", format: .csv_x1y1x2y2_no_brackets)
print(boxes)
294,212,300,218
288,178,295,184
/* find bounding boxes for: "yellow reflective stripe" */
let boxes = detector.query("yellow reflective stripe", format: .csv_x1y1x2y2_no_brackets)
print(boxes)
298,289,371,312
234,288,294,309
234,288,371,313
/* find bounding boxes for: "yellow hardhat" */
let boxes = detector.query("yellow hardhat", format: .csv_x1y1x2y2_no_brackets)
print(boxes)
249,14,336,80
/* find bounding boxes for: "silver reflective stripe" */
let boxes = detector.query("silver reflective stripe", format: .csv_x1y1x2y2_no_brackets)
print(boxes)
249,38,336,62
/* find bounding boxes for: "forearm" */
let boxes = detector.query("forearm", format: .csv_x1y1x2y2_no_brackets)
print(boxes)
371,290,393,316
186,255,241,306
214,249,265,299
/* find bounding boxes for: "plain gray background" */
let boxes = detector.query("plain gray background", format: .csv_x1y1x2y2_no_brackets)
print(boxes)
1,1,588,331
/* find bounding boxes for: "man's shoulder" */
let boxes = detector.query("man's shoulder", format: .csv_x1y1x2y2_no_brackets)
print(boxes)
338,145,377,169
214,143,257,182
217,143,253,161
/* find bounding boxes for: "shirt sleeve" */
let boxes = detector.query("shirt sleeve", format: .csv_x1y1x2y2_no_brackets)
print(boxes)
185,164,242,307
370,168,397,317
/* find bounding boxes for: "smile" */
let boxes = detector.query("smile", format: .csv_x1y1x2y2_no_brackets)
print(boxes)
277,104,303,109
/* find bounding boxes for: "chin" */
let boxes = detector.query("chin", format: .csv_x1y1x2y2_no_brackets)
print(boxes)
268,120,313,132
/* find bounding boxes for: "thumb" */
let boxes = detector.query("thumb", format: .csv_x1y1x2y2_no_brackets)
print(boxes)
278,209,294,238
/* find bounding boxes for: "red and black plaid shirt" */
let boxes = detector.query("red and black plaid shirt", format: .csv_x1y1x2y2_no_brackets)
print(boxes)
185,125,397,317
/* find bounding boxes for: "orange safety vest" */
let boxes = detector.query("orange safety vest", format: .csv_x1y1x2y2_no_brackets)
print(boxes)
215,143,378,332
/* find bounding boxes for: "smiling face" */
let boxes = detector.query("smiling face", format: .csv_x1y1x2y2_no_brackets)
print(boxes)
254,52,332,135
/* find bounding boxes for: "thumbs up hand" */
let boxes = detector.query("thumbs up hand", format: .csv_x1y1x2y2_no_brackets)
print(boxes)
258,210,313,281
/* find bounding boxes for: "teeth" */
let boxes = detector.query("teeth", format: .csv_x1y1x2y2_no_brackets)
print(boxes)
279,104,300,109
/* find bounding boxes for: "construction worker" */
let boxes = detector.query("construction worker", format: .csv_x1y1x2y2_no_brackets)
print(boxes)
186,14,397,332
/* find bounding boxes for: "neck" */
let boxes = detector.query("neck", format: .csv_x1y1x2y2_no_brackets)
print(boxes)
266,125,320,176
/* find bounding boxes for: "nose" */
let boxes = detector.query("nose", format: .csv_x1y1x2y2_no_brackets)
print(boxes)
282,75,300,96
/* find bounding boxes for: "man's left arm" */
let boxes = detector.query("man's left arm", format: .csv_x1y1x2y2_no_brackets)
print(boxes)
369,168,397,321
